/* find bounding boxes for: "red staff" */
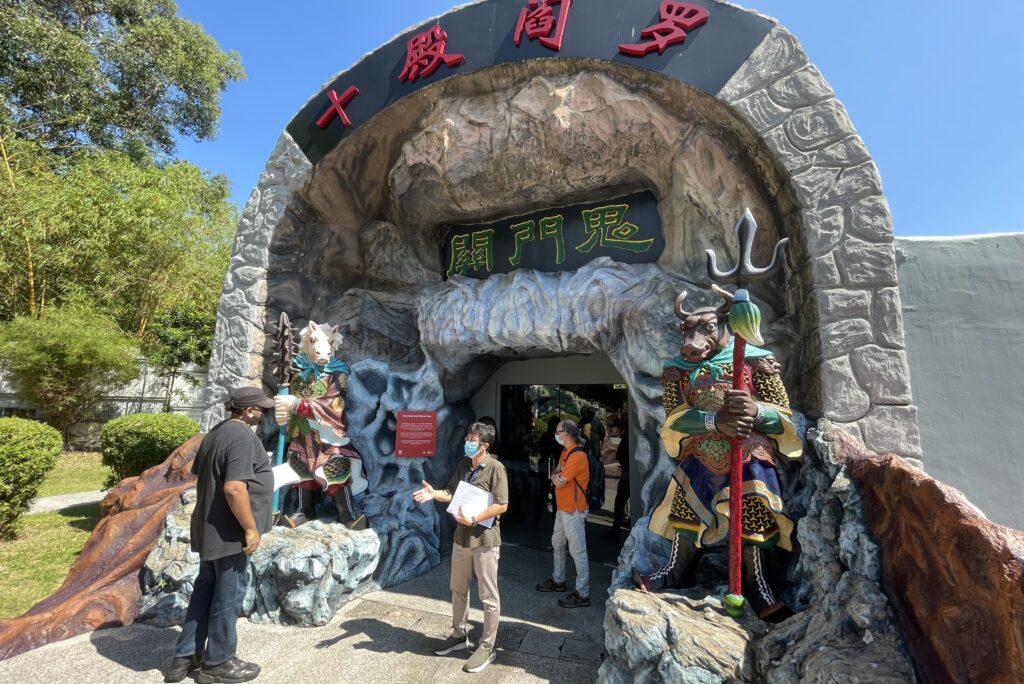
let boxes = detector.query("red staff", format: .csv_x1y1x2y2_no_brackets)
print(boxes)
706,209,787,617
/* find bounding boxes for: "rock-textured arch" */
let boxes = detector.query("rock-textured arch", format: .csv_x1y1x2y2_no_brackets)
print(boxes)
200,5,920,590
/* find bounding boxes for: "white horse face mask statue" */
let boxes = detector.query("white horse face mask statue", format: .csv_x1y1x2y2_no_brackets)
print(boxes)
299,321,341,365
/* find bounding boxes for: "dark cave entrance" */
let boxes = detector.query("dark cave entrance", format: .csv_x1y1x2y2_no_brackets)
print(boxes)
468,356,640,568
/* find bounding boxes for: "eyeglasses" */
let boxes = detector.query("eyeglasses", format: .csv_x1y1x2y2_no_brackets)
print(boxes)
555,429,567,435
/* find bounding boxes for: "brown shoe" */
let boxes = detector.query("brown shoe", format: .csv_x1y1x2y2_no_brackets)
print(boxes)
558,591,590,608
536,578,566,592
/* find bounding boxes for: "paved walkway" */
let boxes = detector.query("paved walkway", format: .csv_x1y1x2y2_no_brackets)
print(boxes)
28,490,107,514
0,544,611,683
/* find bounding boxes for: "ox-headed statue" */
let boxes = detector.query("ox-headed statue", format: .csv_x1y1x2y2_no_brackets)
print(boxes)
631,286,802,621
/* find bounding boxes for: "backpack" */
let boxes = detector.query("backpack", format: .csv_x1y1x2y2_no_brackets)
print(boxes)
570,444,605,511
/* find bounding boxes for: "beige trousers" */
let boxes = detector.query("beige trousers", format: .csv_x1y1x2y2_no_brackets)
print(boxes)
450,543,501,651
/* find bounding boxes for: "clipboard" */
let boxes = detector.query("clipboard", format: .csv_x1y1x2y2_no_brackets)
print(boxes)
446,480,495,528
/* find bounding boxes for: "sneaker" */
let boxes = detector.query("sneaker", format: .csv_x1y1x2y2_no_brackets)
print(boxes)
194,656,260,684
164,654,202,683
558,591,591,608
535,578,566,592
434,631,472,656
463,645,496,673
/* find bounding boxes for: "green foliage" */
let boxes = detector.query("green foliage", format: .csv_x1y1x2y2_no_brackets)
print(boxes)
145,305,217,410
0,502,102,617
0,0,245,158
147,307,217,371
0,417,63,540
0,307,140,438
101,412,198,485
0,137,236,332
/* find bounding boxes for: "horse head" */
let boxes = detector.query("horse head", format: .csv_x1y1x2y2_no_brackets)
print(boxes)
299,320,341,365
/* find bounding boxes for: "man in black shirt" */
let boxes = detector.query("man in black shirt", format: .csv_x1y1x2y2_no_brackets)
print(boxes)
165,387,275,684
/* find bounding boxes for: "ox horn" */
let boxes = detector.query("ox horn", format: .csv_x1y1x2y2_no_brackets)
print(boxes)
674,291,693,320
711,283,734,314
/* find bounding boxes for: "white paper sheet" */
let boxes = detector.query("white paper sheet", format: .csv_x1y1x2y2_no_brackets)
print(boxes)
446,480,495,528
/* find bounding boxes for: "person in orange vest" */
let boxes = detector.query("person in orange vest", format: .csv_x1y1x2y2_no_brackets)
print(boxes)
535,419,591,608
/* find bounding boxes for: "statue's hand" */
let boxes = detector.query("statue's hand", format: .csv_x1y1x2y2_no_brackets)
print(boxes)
715,391,757,439
723,389,757,418
714,413,754,440
274,395,298,425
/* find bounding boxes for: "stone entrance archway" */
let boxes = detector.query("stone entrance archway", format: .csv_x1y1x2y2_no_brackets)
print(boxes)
201,5,919,586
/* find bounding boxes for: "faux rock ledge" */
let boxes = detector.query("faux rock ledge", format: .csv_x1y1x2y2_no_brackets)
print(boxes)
139,490,381,628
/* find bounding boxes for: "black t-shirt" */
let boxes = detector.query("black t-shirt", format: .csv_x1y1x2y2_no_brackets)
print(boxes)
190,419,274,561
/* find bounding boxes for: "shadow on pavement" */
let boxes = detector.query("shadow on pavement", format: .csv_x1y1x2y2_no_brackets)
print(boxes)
316,617,443,657
89,623,178,673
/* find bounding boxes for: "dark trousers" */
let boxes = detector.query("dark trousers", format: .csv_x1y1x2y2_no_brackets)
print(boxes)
174,552,248,666
612,478,630,531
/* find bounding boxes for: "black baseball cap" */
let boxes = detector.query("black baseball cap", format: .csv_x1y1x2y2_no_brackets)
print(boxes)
226,386,275,410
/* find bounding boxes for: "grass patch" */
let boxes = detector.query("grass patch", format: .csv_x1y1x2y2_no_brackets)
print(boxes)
36,452,111,498
0,502,102,618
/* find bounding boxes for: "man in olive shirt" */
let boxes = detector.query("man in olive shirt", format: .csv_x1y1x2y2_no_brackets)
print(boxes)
412,422,509,674
165,387,275,684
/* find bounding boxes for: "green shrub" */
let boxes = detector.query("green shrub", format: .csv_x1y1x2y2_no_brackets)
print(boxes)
101,413,199,486
0,306,139,441
0,417,63,540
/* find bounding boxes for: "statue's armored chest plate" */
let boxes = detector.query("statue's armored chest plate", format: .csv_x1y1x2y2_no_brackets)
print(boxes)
672,363,775,474
291,375,329,399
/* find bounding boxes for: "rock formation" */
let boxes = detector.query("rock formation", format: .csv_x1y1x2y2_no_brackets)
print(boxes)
600,420,916,683
837,428,1024,683
139,489,380,628
602,421,1024,682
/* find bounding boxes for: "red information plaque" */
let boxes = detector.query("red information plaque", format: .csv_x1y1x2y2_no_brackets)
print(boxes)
395,411,438,457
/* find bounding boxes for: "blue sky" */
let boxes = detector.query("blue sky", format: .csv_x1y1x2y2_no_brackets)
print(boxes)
174,1,1024,237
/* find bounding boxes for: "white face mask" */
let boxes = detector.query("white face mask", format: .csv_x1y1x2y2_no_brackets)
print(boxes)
555,434,565,446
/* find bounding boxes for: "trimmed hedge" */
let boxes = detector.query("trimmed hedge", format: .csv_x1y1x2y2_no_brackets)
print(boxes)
101,413,199,486
0,417,63,540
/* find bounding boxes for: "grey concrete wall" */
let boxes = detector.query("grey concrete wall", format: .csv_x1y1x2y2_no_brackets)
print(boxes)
896,233,1024,530
1,363,208,449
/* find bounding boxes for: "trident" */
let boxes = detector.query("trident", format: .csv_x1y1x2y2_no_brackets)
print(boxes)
706,209,787,618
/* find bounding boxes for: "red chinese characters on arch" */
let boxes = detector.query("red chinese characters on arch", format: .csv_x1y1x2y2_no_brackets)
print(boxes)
619,1,709,57
399,25,465,83
315,85,359,129
514,0,573,52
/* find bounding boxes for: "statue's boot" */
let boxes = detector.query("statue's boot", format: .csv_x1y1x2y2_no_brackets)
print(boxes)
631,534,698,592
332,486,368,531
284,487,317,528
742,545,793,623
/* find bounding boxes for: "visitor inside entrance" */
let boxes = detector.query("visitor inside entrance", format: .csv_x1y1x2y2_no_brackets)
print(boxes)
493,383,630,565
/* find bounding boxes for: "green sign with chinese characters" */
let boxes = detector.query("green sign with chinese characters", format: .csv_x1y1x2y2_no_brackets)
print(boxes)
442,191,663,279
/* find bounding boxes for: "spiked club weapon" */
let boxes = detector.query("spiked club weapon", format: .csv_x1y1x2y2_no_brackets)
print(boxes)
706,209,787,618
270,312,295,513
